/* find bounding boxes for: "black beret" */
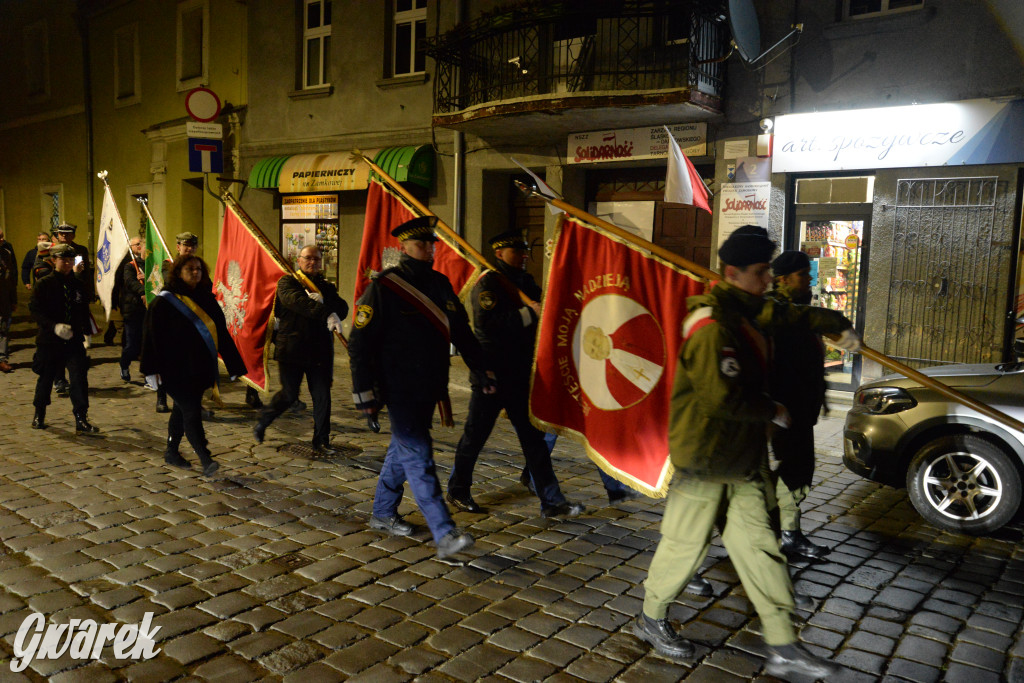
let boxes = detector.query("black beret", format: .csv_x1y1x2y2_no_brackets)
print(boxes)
772,250,811,276
392,216,438,242
488,230,528,250
718,225,775,267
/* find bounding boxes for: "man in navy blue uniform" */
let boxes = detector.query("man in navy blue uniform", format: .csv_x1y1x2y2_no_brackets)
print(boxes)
348,216,495,560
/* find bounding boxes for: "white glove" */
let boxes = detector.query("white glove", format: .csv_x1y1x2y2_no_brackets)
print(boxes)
54,323,73,340
146,374,161,389
771,402,792,429
326,313,343,334
832,328,862,352
307,291,324,304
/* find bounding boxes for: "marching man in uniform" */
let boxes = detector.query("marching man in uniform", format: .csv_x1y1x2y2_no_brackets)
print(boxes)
634,226,859,679
348,216,495,560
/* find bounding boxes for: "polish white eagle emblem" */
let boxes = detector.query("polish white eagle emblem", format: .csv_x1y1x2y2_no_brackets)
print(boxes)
216,260,249,334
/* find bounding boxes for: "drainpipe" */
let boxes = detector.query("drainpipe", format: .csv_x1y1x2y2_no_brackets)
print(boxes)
77,7,95,245
452,0,465,237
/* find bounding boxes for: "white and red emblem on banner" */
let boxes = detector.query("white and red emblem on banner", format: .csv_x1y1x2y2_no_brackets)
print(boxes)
354,177,480,306
213,204,287,391
530,215,707,497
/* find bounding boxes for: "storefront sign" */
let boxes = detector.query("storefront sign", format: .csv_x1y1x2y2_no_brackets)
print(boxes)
716,181,771,262
567,123,707,165
279,153,372,192
773,98,1024,172
281,194,339,220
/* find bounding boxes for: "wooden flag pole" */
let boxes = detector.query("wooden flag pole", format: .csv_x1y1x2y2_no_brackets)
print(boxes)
222,192,347,349
353,152,539,307
521,184,1024,435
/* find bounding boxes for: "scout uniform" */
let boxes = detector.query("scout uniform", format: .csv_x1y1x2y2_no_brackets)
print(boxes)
348,216,492,559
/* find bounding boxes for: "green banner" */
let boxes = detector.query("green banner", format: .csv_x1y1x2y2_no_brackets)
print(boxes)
144,217,171,303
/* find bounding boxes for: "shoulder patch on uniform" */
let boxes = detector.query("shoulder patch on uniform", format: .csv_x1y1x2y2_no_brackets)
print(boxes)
354,305,373,328
720,354,741,378
479,291,496,310
682,307,714,340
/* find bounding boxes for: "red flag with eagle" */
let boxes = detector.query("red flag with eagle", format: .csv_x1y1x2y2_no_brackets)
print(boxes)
530,214,707,497
354,177,480,306
213,203,288,391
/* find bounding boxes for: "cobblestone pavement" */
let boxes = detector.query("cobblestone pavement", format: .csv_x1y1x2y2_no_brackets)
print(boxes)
0,312,1023,682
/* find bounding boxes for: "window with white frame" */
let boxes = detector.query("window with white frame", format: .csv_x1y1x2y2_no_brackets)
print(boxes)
842,0,923,20
23,20,50,100
114,24,141,106
392,0,427,77
177,0,209,90
303,0,332,88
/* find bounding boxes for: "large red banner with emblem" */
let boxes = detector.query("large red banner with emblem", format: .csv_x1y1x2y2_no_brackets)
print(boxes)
354,177,480,306
213,204,287,391
530,215,707,497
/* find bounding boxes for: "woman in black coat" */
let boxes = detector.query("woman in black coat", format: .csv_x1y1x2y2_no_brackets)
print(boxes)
140,255,246,475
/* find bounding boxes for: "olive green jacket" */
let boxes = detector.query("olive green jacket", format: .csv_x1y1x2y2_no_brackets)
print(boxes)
668,281,851,481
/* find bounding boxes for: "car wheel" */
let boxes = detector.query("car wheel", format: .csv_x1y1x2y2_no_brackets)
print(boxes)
906,434,1021,535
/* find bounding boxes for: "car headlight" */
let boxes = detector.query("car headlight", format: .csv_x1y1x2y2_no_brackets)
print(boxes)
854,386,917,414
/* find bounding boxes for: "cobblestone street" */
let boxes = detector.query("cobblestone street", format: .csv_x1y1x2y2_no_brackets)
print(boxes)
0,312,1022,682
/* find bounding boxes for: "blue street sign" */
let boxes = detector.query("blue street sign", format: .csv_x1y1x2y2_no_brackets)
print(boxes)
188,138,223,173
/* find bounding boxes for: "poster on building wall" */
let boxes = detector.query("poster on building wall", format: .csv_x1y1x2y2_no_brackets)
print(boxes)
282,194,339,220
567,123,707,164
716,181,771,264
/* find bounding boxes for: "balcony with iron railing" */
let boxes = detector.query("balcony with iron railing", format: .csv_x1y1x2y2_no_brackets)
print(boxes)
424,0,730,141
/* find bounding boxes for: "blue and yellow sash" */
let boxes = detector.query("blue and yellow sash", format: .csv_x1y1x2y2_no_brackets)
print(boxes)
158,291,219,363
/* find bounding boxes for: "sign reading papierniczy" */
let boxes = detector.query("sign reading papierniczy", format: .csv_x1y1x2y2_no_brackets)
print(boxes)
567,123,707,165
772,98,1024,172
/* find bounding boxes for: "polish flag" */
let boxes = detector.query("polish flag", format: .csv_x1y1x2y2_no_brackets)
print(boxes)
665,126,711,213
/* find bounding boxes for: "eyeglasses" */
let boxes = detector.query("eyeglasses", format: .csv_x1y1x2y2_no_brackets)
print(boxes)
299,256,322,262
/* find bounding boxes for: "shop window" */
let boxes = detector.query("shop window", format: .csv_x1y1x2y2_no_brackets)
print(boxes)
114,24,140,107
303,0,332,88
391,0,427,77
841,0,923,20
177,0,209,91
795,176,874,204
23,20,49,101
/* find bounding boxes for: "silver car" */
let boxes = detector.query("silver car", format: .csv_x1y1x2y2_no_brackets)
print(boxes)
843,362,1024,535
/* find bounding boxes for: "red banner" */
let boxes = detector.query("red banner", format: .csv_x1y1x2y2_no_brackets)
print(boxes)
213,204,287,391
530,215,707,497
354,177,479,306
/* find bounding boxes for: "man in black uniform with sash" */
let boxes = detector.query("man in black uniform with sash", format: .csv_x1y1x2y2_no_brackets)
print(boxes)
29,244,98,433
348,216,494,560
446,230,585,518
254,245,348,453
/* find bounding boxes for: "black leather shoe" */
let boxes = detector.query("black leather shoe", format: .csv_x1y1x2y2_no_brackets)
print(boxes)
119,367,131,383
289,400,307,414
608,488,642,504
164,452,192,469
446,492,483,513
519,468,535,493
632,613,694,659
313,442,339,457
245,387,263,408
74,415,99,435
155,401,170,414
781,530,830,560
541,501,585,519
765,643,839,679
55,380,69,397
201,408,214,420
253,422,267,444
436,529,474,559
200,460,220,477
369,515,414,537
31,410,46,430
793,592,815,611
684,577,713,597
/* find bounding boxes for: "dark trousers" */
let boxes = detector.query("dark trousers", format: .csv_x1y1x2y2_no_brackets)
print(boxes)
120,315,143,371
374,399,454,543
0,315,10,360
165,386,210,461
771,421,816,491
33,342,89,414
259,361,332,445
449,375,567,509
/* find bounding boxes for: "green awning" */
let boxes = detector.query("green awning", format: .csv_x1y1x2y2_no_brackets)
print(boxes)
247,146,433,191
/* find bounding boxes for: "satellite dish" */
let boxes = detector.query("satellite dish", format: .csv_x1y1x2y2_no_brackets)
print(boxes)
728,0,761,63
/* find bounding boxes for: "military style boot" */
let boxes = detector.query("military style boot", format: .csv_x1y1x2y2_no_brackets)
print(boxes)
74,412,99,435
155,387,169,413
31,407,46,429
164,436,191,469
197,449,219,477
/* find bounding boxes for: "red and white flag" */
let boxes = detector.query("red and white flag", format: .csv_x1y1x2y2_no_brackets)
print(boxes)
213,202,287,391
355,177,480,305
665,126,711,213
530,214,706,497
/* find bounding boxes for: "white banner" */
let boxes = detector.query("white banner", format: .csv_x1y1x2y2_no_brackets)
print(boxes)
772,98,1024,172
95,185,130,321
716,181,771,267
567,123,706,165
